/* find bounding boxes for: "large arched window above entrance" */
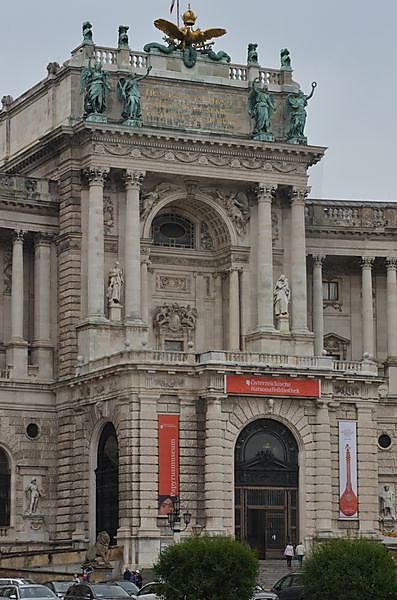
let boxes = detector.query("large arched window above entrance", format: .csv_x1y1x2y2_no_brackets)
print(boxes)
0,448,11,527
152,213,195,248
96,423,119,544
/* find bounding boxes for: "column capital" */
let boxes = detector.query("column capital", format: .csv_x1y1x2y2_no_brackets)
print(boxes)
312,254,326,267
386,257,397,271
83,167,109,185
124,170,145,190
34,232,55,247
361,256,375,270
257,183,276,202
13,230,24,243
291,186,310,204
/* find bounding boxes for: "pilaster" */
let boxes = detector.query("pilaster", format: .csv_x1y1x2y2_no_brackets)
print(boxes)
361,257,375,359
204,395,226,534
256,184,275,332
312,254,325,356
6,230,28,378
290,187,309,334
124,170,145,323
32,233,54,379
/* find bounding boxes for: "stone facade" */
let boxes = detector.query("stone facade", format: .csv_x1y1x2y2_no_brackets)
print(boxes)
0,30,396,567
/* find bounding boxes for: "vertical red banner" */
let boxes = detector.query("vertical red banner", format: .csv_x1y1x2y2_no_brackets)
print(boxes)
158,415,179,515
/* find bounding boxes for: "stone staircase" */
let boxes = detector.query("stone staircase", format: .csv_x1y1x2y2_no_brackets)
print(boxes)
258,559,298,591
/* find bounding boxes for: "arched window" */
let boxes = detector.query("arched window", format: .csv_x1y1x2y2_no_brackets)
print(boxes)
152,213,195,248
95,423,119,544
0,448,10,527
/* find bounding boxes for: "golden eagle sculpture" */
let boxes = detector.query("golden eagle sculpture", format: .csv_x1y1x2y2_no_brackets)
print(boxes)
154,6,226,49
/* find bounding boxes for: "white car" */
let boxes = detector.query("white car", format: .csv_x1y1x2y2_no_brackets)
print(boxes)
131,583,161,600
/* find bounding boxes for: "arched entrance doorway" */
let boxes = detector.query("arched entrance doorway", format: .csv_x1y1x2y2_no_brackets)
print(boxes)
235,419,299,559
96,423,119,544
0,448,10,527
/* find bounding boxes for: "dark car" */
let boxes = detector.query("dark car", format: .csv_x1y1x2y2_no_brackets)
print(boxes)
0,584,58,600
271,573,304,600
44,582,72,600
65,584,130,600
97,583,139,597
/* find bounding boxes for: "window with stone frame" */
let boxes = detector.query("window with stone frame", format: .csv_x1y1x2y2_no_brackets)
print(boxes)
152,213,195,248
323,280,339,302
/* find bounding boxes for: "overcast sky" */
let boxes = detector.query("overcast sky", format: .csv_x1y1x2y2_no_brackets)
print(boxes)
0,0,395,201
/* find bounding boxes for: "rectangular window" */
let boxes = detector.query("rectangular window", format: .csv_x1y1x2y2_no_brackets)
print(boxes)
323,281,339,301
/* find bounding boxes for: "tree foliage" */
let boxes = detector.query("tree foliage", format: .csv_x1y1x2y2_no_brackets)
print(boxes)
154,535,258,600
303,538,397,600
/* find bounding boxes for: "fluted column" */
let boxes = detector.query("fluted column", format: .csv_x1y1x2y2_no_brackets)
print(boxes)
124,170,144,322
7,230,28,377
256,184,275,331
361,257,375,359
228,267,240,350
32,233,53,378
386,258,397,359
85,167,109,319
291,187,309,333
312,255,325,355
204,396,225,534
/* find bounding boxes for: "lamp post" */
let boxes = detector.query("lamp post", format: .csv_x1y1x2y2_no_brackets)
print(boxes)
167,497,191,535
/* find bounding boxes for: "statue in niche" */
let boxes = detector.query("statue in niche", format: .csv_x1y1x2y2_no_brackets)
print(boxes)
82,21,94,45
247,43,259,65
118,25,129,49
25,478,44,515
248,79,275,142
107,262,124,305
280,48,291,70
273,274,290,317
117,66,152,126
284,82,317,144
80,61,110,119
379,484,396,520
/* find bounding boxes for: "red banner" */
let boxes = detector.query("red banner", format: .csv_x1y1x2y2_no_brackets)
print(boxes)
158,415,179,515
225,375,320,398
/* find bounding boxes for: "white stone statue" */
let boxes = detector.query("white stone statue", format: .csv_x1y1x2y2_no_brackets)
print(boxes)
379,484,396,520
273,274,290,317
25,478,43,515
107,261,124,305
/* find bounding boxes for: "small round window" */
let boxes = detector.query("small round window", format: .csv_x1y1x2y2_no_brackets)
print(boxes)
153,213,194,248
378,433,392,450
26,423,40,439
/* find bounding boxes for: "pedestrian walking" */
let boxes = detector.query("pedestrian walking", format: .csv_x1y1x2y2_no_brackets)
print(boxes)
283,542,294,568
295,542,305,567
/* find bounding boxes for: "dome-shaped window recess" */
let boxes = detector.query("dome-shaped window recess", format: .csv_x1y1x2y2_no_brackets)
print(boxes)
152,213,194,249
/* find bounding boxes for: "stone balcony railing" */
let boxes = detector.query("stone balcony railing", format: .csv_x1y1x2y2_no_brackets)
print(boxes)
306,200,397,232
0,173,57,203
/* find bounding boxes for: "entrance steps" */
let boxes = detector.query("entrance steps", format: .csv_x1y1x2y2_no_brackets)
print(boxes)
258,559,297,590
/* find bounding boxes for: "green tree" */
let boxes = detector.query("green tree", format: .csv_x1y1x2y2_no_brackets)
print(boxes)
154,535,258,600
303,538,397,600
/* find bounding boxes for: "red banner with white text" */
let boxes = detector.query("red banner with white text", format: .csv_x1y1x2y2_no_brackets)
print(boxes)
225,375,320,398
158,415,179,515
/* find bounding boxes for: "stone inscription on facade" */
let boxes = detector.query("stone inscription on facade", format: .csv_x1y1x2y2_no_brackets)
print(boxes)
141,85,243,134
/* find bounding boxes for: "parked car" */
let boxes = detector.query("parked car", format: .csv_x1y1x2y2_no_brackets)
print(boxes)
43,582,71,599
97,583,139,597
252,584,278,599
0,582,33,588
271,573,304,600
130,582,161,600
64,584,130,600
0,584,58,600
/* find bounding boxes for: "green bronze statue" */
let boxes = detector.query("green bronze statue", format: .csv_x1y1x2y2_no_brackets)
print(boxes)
82,21,93,45
247,43,258,65
117,66,152,126
80,61,110,122
285,82,317,144
118,25,129,50
248,79,275,142
280,48,291,70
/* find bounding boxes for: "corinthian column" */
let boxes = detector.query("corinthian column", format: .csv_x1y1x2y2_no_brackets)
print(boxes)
256,184,275,331
228,267,240,350
85,167,109,320
312,255,325,355
291,187,309,333
124,170,145,323
386,258,397,359
32,233,53,378
361,257,375,359
7,230,28,377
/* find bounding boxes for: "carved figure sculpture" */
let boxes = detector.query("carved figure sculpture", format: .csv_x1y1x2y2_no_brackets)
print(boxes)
280,48,291,70
85,531,111,566
247,43,259,65
25,478,43,515
80,62,110,118
273,274,290,317
82,21,93,45
248,79,275,142
107,262,124,305
215,190,250,236
118,25,129,49
380,485,396,520
117,66,152,125
285,82,317,144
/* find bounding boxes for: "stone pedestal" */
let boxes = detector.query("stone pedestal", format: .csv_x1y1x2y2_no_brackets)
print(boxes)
109,303,122,322
276,314,290,333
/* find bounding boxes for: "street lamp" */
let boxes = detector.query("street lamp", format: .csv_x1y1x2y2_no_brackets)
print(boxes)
167,497,191,533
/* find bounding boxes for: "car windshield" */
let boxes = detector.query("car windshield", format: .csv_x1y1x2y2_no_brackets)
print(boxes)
112,583,138,594
91,587,129,598
20,587,56,598
52,584,70,593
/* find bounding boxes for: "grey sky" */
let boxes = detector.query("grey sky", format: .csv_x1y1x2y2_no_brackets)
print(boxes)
0,0,395,201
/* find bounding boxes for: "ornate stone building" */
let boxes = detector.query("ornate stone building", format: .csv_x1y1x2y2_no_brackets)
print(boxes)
0,15,396,567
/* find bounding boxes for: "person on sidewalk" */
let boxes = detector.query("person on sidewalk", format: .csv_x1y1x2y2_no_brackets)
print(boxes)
295,542,305,567
283,542,295,568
